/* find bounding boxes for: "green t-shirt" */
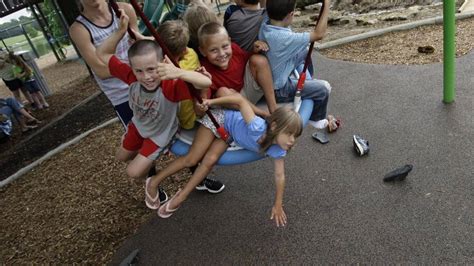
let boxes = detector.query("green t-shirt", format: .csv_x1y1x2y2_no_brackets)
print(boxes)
13,65,33,82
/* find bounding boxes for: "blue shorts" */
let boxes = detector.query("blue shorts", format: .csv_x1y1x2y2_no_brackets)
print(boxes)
113,101,133,130
24,79,41,93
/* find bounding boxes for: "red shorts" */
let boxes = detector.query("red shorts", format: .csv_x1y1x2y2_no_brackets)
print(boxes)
122,122,165,160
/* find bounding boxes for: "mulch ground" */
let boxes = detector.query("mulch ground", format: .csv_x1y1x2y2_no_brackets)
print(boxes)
320,17,474,65
1,13,473,264
0,59,94,162
0,92,116,180
0,122,190,263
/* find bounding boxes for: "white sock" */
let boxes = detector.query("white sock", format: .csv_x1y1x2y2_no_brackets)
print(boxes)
308,119,328,129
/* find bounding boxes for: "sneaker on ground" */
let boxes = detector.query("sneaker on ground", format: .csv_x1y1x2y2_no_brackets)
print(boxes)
196,177,225,194
158,186,169,204
353,135,369,156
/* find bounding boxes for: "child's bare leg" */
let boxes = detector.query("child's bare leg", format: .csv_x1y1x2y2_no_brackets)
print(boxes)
12,90,22,102
249,54,277,113
126,154,154,180
35,92,49,107
216,87,270,118
18,108,39,122
147,126,216,199
31,93,43,109
20,87,34,104
116,147,138,162
167,138,228,210
17,116,28,131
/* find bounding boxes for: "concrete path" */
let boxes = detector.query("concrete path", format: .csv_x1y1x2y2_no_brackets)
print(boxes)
111,51,473,264
460,0,474,12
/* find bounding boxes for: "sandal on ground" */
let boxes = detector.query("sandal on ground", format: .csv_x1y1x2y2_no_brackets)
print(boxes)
145,177,160,210
327,115,342,133
312,131,329,144
158,190,181,218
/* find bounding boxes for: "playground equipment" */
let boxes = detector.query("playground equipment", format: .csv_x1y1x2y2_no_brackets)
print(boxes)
121,0,314,165
138,0,227,35
138,0,166,35
138,0,183,35
171,101,313,165
443,0,455,103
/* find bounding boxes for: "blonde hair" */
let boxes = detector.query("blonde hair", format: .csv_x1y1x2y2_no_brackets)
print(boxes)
259,107,303,153
157,20,190,58
183,2,218,47
197,22,227,48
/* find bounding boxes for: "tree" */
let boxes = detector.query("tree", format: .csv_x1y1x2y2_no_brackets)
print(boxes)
24,24,39,38
32,0,71,45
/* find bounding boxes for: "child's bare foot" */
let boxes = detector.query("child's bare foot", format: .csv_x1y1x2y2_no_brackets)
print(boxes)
27,118,41,125
145,177,161,209
157,190,181,218
22,124,38,133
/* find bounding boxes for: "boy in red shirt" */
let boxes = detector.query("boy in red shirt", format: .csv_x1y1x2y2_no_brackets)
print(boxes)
198,22,277,114
96,15,211,208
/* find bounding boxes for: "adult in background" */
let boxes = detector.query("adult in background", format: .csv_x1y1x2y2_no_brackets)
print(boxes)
69,0,224,200
69,0,172,201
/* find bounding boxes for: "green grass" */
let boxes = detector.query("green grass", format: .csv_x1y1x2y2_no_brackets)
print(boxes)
2,34,28,47
1,34,55,57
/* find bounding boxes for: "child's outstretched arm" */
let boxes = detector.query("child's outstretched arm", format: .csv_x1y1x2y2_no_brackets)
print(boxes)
95,11,129,70
309,0,330,42
157,56,212,90
271,158,287,227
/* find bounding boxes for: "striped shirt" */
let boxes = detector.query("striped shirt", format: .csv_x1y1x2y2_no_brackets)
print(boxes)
75,6,131,106
0,62,15,81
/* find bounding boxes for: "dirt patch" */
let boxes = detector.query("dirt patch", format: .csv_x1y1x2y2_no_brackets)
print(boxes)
320,17,474,64
0,92,116,180
0,122,190,263
0,58,95,159
292,1,474,64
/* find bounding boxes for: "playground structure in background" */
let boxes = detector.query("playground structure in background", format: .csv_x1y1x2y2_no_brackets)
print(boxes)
0,0,71,62
139,0,229,35
0,22,69,60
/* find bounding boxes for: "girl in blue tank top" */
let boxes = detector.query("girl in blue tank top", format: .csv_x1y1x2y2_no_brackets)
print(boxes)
147,93,302,227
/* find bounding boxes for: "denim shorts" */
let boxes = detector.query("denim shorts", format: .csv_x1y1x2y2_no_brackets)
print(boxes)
24,79,41,93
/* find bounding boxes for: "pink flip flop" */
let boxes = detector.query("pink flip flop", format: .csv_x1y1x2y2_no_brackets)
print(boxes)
145,177,160,210
157,190,181,218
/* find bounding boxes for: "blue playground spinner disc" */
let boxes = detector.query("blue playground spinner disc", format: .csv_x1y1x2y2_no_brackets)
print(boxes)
170,99,313,165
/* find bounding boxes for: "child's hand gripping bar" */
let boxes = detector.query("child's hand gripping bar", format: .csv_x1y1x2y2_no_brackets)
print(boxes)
109,0,136,40
294,1,326,112
116,0,230,141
